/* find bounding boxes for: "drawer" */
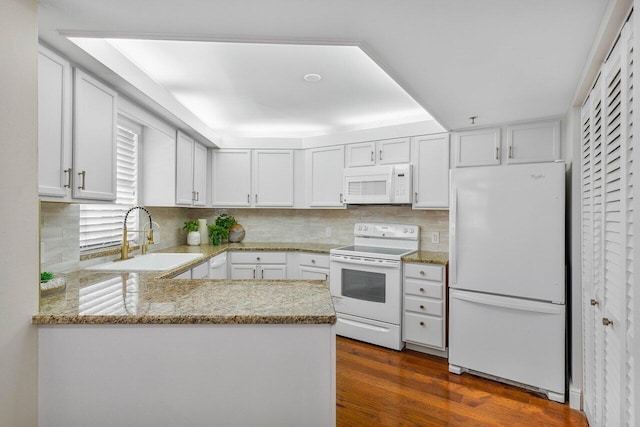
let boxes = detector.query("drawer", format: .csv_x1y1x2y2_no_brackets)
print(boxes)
404,278,443,299
299,252,330,269
173,269,191,280
230,251,287,264
191,261,209,279
403,312,444,349
404,263,443,281
404,295,443,317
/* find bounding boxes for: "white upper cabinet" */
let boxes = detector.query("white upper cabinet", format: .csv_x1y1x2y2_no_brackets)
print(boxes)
253,150,294,207
211,150,252,207
345,137,411,167
505,120,561,164
38,45,72,199
305,145,345,207
175,131,208,206
72,69,118,201
412,134,450,209
453,128,501,168
141,127,176,206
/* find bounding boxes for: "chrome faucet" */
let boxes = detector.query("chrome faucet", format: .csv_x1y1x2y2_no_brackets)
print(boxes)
117,206,154,261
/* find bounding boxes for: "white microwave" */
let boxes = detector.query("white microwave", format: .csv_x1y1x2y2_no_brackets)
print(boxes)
342,164,412,204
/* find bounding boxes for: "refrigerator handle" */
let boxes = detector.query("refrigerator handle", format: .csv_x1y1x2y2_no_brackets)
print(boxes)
451,290,564,315
450,188,457,285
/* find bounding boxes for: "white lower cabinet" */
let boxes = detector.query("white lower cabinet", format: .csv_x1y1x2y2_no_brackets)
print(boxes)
230,251,287,280
298,253,330,284
403,262,446,353
173,260,209,279
209,253,227,279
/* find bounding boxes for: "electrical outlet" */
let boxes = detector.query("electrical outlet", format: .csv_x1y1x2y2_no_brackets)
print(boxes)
431,231,440,244
325,227,332,237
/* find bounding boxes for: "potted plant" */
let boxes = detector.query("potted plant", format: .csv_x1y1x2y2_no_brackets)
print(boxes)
183,220,200,245
214,214,245,243
208,224,228,246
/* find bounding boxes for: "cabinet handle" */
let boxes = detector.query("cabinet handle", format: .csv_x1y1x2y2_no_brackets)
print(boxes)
590,299,599,306
495,147,500,160
247,194,250,203
419,287,425,292
419,271,425,275
379,150,383,161
508,145,513,159
261,269,264,279
311,259,315,263
325,274,328,280
419,321,425,326
256,257,260,261
339,193,343,203
602,318,613,326
420,305,425,309
253,269,256,279
370,151,374,162
414,192,418,203
195,191,199,201
77,171,86,190
64,168,71,188
255,194,258,204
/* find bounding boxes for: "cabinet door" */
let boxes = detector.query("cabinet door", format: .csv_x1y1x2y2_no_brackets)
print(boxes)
192,142,208,206
453,128,501,167
38,46,72,198
72,69,117,200
345,141,376,167
505,120,561,164
211,150,252,206
412,134,450,209
141,127,176,206
305,146,345,207
300,266,329,281
253,150,294,207
191,261,209,279
175,131,195,205
230,264,256,279
259,265,287,279
377,137,411,165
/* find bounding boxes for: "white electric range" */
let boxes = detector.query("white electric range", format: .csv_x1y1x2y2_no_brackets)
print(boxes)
330,223,419,350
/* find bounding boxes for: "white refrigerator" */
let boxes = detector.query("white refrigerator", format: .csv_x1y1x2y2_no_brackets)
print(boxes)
448,162,566,402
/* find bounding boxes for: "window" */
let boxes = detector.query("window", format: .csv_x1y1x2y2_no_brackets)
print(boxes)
79,117,140,251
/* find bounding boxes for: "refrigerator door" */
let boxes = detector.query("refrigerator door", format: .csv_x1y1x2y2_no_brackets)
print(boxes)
449,289,565,397
450,162,565,303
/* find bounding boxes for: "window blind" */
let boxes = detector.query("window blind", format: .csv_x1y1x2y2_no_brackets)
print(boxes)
79,120,139,251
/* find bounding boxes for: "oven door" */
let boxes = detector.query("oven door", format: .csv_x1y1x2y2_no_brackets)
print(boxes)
329,255,402,324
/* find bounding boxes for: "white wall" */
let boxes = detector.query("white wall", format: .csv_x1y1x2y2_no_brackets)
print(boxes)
0,0,39,426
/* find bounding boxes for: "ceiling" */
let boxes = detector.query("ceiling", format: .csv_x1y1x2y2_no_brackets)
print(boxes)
38,0,609,144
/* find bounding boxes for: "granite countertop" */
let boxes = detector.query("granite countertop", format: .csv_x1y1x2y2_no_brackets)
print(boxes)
34,242,447,326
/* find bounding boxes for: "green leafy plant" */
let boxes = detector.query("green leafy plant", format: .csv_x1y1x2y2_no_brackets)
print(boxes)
183,220,199,232
215,214,237,230
40,271,54,283
208,224,228,245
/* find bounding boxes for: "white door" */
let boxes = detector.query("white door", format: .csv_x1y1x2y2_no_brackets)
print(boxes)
449,289,565,398
260,265,287,280
377,138,410,165
175,131,195,205
211,150,252,207
345,141,376,167
192,142,207,206
453,128,501,167
450,163,565,303
306,146,345,207
505,120,561,164
72,69,117,200
253,150,294,207
38,45,72,198
230,264,256,279
412,134,450,209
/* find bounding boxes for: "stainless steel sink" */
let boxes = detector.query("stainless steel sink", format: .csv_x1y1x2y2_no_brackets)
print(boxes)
86,253,203,272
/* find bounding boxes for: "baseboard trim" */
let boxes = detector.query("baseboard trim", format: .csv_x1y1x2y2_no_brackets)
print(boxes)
569,384,582,410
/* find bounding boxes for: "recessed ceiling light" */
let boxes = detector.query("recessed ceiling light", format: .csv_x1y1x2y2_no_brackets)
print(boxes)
303,73,322,82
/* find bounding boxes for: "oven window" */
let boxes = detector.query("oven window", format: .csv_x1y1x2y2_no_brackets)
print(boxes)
341,269,386,303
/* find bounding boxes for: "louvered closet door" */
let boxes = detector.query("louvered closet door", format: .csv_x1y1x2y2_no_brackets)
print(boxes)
582,19,635,427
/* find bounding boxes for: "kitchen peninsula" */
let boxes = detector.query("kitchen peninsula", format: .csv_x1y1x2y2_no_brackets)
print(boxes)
34,245,337,427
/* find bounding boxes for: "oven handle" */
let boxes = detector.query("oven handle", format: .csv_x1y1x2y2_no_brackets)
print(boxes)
330,257,400,269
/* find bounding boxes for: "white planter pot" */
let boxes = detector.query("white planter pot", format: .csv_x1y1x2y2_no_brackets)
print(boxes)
187,231,201,246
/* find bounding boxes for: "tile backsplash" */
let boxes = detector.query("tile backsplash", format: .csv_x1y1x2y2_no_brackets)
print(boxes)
40,202,449,272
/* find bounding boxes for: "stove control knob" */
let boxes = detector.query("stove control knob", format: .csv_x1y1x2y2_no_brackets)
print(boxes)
357,225,362,231
409,228,415,233
403,228,408,233
363,226,368,231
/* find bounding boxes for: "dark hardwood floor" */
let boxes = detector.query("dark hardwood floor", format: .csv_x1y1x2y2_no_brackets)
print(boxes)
336,337,588,426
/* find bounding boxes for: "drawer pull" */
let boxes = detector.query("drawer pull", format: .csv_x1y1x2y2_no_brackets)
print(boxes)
419,271,425,275
590,299,599,306
420,305,425,309
602,318,613,326
311,259,315,263
256,257,260,261
419,288,425,292
419,321,425,326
